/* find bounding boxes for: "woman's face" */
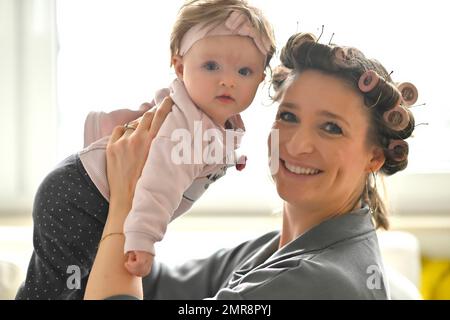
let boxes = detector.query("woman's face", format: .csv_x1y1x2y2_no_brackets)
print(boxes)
269,70,384,213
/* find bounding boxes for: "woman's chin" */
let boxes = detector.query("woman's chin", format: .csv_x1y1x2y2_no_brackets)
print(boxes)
275,183,313,205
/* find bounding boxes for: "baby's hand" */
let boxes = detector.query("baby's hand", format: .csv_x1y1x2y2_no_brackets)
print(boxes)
125,250,154,277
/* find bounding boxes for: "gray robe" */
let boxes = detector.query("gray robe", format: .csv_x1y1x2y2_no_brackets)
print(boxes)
141,206,389,300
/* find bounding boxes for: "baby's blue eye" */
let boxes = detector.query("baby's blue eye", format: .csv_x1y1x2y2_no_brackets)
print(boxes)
278,111,297,123
322,122,343,135
203,61,219,71
239,67,253,76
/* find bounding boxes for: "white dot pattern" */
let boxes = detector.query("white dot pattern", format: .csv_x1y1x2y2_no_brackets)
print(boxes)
16,155,108,300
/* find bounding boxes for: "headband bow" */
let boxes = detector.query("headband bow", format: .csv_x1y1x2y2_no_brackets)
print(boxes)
179,11,271,57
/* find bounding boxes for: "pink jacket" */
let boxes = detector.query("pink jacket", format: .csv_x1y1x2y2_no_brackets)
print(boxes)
79,79,246,255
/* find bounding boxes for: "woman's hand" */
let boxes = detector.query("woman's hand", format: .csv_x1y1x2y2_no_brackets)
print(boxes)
106,97,173,216
84,97,173,300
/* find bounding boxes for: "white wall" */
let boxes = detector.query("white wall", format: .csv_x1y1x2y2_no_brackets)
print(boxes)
54,0,450,217
0,0,58,215
1,0,450,218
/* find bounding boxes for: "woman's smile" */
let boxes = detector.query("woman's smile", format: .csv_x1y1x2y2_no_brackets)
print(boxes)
279,158,323,179
283,160,321,175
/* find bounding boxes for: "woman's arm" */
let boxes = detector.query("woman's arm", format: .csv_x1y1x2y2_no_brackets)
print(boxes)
84,97,173,300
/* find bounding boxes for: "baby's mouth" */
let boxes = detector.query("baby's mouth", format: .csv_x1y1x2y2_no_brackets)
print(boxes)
216,95,235,103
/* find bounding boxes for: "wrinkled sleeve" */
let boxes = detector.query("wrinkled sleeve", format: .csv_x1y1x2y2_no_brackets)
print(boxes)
83,103,154,147
142,234,274,300
123,136,203,255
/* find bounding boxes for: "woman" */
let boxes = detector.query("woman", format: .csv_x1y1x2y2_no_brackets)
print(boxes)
84,33,417,299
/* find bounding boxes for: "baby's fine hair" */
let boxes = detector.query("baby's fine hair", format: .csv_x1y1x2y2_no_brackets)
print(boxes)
272,33,419,230
170,0,276,67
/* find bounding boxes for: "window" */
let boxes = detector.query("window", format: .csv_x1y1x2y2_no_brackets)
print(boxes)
2,0,449,217
0,0,57,215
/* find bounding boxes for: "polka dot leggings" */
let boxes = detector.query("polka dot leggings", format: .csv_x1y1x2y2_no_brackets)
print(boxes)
15,154,108,300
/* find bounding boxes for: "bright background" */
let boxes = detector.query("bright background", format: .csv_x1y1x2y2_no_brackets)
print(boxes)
1,0,449,217
1,0,450,300
55,0,449,216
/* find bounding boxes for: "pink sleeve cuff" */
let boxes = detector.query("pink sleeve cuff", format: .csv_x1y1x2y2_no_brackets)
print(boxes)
124,231,156,256
83,102,154,147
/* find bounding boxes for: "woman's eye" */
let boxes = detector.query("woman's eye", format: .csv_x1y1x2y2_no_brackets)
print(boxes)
238,67,253,76
322,122,343,135
203,61,219,71
277,111,297,123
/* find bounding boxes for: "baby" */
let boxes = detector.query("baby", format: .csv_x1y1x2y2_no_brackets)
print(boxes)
79,0,275,276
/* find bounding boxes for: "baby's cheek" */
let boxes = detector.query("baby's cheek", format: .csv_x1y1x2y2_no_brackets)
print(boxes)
241,93,255,109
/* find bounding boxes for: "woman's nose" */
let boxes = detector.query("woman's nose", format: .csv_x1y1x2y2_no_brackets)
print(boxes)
285,127,315,156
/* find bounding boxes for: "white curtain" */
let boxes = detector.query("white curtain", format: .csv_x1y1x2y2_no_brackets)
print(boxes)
0,0,57,215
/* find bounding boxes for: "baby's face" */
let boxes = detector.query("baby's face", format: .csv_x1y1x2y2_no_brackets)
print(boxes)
174,35,266,127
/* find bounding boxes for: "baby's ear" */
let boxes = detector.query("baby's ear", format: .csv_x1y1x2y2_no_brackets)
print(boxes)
172,55,184,80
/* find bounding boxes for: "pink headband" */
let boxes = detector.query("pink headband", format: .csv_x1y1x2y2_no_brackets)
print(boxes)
179,11,271,57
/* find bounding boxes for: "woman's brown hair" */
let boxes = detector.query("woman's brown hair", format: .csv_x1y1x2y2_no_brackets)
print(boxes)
272,33,418,230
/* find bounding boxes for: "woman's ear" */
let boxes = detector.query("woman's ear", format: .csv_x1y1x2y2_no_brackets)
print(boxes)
366,146,385,173
172,55,184,80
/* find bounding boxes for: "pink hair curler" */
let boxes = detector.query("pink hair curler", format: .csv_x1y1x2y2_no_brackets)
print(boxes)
359,70,380,92
334,47,360,68
383,105,410,131
387,139,409,162
397,82,418,107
